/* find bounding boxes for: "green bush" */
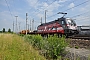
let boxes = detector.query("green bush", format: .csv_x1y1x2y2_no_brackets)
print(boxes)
24,35,34,44
44,34,67,59
19,34,24,36
32,34,43,49
24,34,67,59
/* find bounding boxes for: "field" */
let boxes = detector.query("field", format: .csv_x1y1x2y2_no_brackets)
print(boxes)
0,33,46,60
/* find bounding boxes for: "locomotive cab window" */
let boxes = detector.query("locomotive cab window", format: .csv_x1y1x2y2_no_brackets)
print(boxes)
67,19,76,26
61,20,65,25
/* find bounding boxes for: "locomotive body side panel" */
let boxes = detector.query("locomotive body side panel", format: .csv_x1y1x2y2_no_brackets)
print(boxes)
37,20,64,34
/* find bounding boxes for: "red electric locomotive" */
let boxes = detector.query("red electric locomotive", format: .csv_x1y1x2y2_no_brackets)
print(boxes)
37,17,78,36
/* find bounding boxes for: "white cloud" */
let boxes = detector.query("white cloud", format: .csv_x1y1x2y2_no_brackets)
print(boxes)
39,1,61,17
68,3,75,10
80,8,86,12
26,0,39,9
58,0,67,3
37,13,43,18
79,2,90,12
43,2,48,7
47,1,60,10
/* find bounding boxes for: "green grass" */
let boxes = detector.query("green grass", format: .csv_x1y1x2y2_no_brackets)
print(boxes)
0,33,46,60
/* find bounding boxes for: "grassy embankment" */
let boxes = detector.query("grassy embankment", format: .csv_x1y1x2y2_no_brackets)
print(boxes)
0,33,46,60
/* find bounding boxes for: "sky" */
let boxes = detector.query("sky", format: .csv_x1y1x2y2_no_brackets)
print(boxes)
0,0,90,32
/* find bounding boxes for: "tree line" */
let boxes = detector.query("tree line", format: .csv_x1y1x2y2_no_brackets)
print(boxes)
0,28,12,33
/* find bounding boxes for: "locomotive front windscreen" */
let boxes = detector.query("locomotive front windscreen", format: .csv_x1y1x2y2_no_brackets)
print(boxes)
67,19,76,26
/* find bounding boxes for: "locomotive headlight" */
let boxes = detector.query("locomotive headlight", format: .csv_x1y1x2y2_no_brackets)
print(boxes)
66,24,70,26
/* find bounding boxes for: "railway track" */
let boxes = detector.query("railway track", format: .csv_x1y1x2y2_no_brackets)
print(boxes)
68,36,90,40
67,34,90,49
68,34,90,40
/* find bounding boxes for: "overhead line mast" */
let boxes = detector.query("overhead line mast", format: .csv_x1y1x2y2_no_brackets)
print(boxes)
30,20,31,32
13,21,14,32
15,16,18,33
26,13,28,35
45,10,48,23
32,19,34,32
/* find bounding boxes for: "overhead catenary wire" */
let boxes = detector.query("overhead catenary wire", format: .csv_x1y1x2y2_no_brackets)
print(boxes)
35,0,57,16
5,0,14,20
71,11,90,18
75,16,90,20
45,0,48,3
58,0,76,10
47,0,90,19
28,0,39,13
76,18,90,22
36,0,60,13
5,0,15,31
12,0,18,16
63,0,90,12
46,0,57,8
